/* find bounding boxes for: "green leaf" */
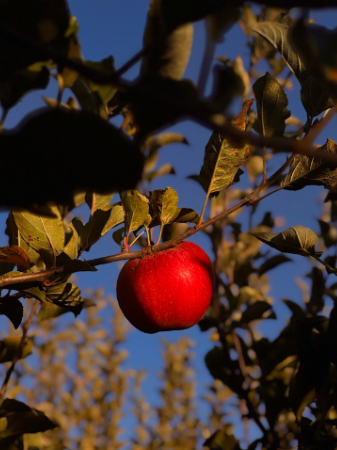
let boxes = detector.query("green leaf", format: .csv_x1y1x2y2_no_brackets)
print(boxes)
239,301,274,324
0,109,144,208
141,3,193,80
83,57,117,103
45,283,85,317
0,299,23,329
13,206,65,256
0,399,56,439
63,220,80,260
85,192,114,213
120,190,149,233
251,225,320,257
81,204,124,251
37,298,94,322
0,337,33,363
300,76,335,118
146,164,176,182
23,287,46,303
282,139,337,191
112,228,124,247
199,99,253,195
253,72,290,137
150,187,180,225
203,429,241,450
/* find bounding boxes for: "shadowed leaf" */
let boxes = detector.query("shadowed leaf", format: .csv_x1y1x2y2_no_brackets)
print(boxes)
199,99,253,195
0,337,33,363
63,259,97,274
251,225,320,256
239,301,275,324
46,283,84,316
282,139,337,191
258,254,292,275
204,429,241,450
0,298,23,329
0,246,30,269
301,76,335,117
0,109,143,207
253,72,290,137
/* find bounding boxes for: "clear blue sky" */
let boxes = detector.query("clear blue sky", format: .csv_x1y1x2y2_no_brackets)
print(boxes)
1,0,337,444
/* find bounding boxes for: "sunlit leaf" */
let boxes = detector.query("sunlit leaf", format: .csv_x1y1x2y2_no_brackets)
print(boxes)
63,220,80,260
46,283,84,316
251,225,320,256
199,99,253,195
13,206,65,256
253,72,290,137
85,192,114,213
0,246,30,269
150,187,179,225
120,190,149,233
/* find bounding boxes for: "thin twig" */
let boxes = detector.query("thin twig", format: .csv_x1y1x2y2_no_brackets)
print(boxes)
0,299,39,401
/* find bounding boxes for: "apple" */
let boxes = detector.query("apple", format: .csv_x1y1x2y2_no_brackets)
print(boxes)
116,241,214,333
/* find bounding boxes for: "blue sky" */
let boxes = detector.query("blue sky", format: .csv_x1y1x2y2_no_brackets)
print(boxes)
1,0,337,444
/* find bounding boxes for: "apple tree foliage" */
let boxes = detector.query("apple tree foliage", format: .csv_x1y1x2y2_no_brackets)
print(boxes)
1,0,337,448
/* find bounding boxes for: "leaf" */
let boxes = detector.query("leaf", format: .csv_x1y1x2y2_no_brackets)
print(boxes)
150,187,179,225
141,2,193,80
80,204,124,251
85,192,114,213
282,139,337,191
37,298,94,322
0,66,49,110
13,206,65,256
253,21,334,115
253,72,290,137
301,76,335,118
239,301,274,324
0,246,30,269
283,299,306,320
170,208,199,224
120,190,149,233
0,0,70,82
146,163,176,182
0,337,33,363
0,399,56,440
258,254,292,275
0,271,42,291
206,6,240,43
0,298,23,329
253,22,311,85
251,225,320,257
63,260,97,274
46,283,84,316
23,287,46,303
113,228,124,246
0,108,144,208
203,429,241,450
63,220,80,260
199,99,253,195
83,57,117,103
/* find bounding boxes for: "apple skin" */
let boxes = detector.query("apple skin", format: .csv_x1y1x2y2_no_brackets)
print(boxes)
116,241,214,334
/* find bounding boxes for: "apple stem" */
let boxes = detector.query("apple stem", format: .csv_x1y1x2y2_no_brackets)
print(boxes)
156,223,164,246
129,231,145,250
145,226,151,246
197,191,211,228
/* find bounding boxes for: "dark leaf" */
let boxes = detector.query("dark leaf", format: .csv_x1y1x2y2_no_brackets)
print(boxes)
0,246,30,269
0,399,56,440
253,72,290,137
239,301,274,324
0,298,23,329
37,298,94,322
307,267,325,314
318,219,337,248
0,0,70,82
258,254,292,275
146,164,175,182
63,259,97,274
0,337,33,363
141,2,193,80
45,283,84,316
282,139,337,191
199,99,253,195
203,429,241,450
283,299,306,320
0,67,49,110
205,347,244,392
0,109,143,207
251,225,320,257
301,76,334,118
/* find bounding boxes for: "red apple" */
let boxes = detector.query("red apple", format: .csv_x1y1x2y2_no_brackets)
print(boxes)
116,241,214,333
